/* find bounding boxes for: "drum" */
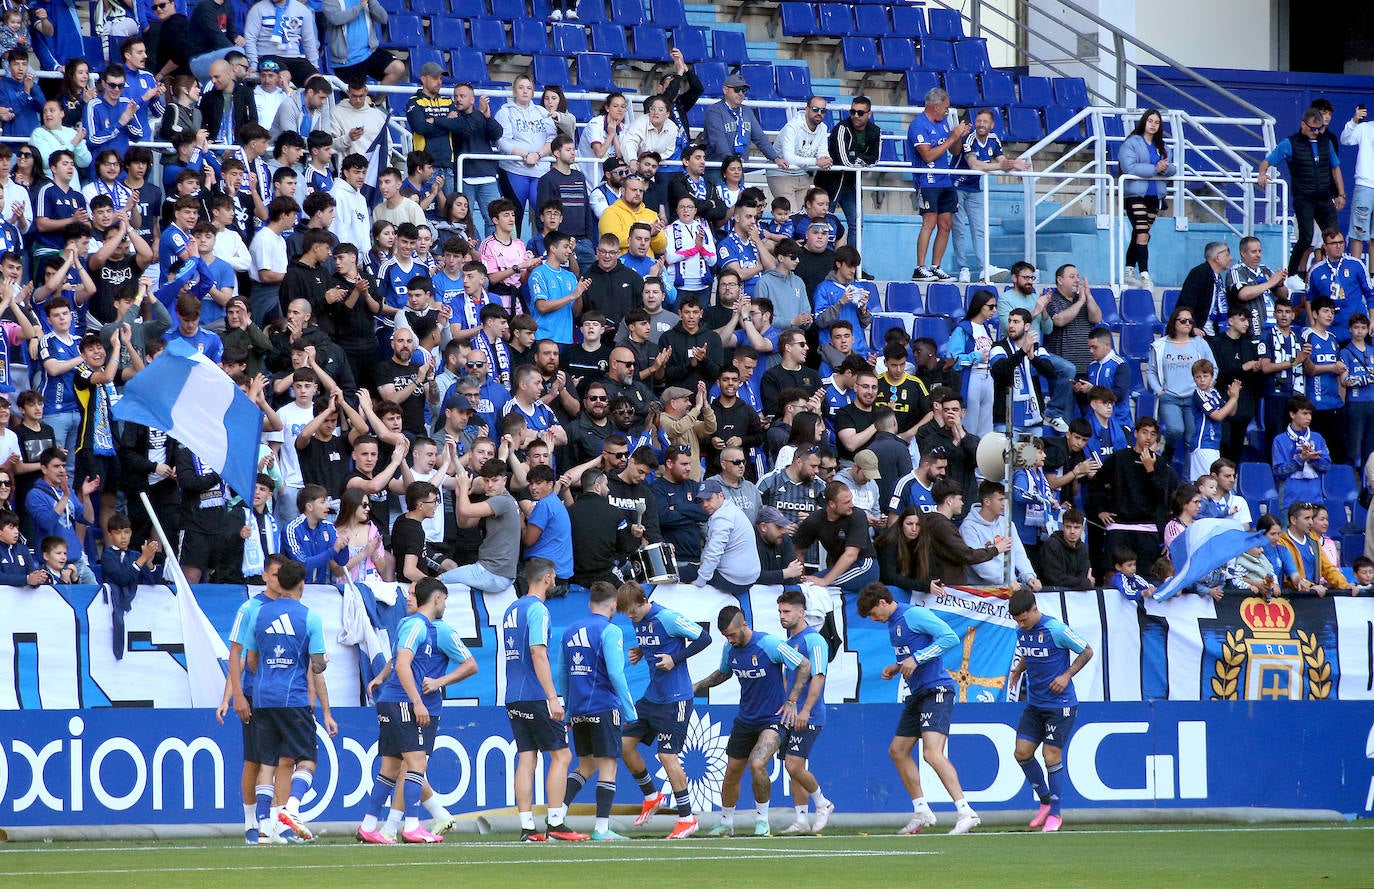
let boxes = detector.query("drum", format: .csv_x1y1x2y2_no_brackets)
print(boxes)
635,542,680,585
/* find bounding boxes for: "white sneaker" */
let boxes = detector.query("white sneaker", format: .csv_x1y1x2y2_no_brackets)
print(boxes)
812,802,834,833
983,264,1010,282
1046,416,1070,434
1138,270,1153,288
1122,266,1140,287
430,813,457,835
780,820,810,835
957,267,972,283
549,8,562,18
1284,275,1307,293
566,8,578,18
949,813,981,835
899,811,938,834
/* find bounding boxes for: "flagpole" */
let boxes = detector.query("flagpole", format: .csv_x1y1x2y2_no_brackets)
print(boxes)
140,491,180,571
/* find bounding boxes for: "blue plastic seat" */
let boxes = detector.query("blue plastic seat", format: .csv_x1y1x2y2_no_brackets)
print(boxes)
409,46,445,81
817,4,854,35
1091,287,1121,329
944,71,980,106
878,36,916,70
489,0,524,18
1088,113,1126,139
451,0,485,15
386,14,424,47
905,70,941,105
741,62,777,99
1239,461,1278,501
980,70,1014,107
1344,533,1366,566
532,54,569,87
1161,288,1181,320
695,60,726,96
1324,464,1360,504
451,47,494,83
953,38,989,73
924,283,964,318
914,315,953,341
650,0,687,28
432,17,468,49
470,17,510,52
889,4,927,37
630,25,670,61
775,63,811,100
780,2,818,36
575,52,616,90
1017,75,1054,108
379,0,405,14
670,26,709,63
411,0,446,15
552,22,590,53
591,22,628,56
1053,76,1089,109
1046,105,1082,142
918,38,953,71
853,5,890,35
512,18,549,53
609,0,644,25
883,282,924,314
842,37,882,72
871,314,915,346
1119,323,1156,361
757,105,788,132
711,29,749,64
1006,105,1044,141
927,6,964,39
572,0,606,22
1120,288,1160,326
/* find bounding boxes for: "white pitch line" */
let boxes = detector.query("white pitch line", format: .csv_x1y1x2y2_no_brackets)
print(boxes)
0,849,935,878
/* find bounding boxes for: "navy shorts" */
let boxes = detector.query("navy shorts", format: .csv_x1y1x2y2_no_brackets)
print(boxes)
780,724,823,760
919,186,959,215
252,706,317,765
241,695,259,763
377,700,439,757
507,700,569,753
624,699,691,754
895,685,956,737
1017,704,1078,749
725,717,783,761
570,710,622,758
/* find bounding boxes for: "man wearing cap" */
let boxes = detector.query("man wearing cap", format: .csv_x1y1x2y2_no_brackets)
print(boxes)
652,445,710,581
244,0,320,87
659,382,716,481
599,174,667,256
696,478,762,596
704,445,761,522
252,59,290,130
591,156,630,220
703,73,788,187
756,507,805,584
405,63,464,199
837,450,884,528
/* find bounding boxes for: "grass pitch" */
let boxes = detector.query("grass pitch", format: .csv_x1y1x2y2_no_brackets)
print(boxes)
1,823,1371,889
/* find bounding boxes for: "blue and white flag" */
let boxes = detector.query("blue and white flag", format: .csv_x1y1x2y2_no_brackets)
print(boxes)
365,112,393,190
1154,518,1268,602
112,338,264,498
340,577,392,698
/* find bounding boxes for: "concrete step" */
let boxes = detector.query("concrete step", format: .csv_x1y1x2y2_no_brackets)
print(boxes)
999,215,1099,235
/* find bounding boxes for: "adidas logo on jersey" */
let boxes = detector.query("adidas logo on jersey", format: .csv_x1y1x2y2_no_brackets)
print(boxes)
567,627,591,649
264,616,296,636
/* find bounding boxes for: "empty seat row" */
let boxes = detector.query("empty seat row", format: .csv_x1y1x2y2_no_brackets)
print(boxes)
381,0,689,26
780,3,964,39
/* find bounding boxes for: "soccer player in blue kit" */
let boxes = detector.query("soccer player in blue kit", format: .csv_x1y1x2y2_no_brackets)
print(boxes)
776,589,835,835
617,581,712,840
1007,588,1094,833
357,577,477,844
245,560,338,844
505,557,587,842
558,581,639,841
692,605,809,838
857,583,981,835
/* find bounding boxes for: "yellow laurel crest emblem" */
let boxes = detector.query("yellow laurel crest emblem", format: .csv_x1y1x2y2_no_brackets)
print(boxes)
1210,597,1329,700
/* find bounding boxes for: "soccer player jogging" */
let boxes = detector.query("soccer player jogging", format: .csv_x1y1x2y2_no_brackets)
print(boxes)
217,553,292,844
505,557,587,842
776,589,834,835
1007,588,1094,833
856,583,981,835
358,577,477,844
616,581,712,839
693,605,810,837
558,581,639,842
244,559,339,844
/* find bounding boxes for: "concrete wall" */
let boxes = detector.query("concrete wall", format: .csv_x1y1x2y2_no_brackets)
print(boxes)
1134,0,1278,72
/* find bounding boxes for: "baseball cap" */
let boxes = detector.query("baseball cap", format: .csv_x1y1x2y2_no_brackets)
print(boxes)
259,59,281,73
604,155,629,175
699,478,725,497
807,217,831,231
724,72,749,91
419,61,447,78
757,506,789,526
853,450,881,478
662,386,692,402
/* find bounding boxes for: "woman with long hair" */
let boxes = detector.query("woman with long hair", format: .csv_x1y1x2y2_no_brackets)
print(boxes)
540,85,575,141
943,287,999,436
578,91,629,183
718,154,745,217
436,191,479,243
335,487,390,582
365,220,395,278
56,59,96,128
11,144,40,193
159,75,204,141
876,506,939,592
495,74,556,232
1146,305,1215,470
774,411,824,468
1163,483,1201,547
1118,108,1175,288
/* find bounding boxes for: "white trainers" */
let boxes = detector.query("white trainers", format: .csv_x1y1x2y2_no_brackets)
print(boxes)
949,813,981,835
780,820,810,835
566,8,578,18
1122,266,1140,287
899,811,938,834
812,802,834,833
1284,275,1307,293
983,265,1010,282
549,7,562,18
1046,416,1070,434
1138,270,1154,288
957,267,972,283
430,813,457,835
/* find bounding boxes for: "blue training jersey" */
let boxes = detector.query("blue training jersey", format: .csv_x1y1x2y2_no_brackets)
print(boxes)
634,603,703,704
785,626,828,726
229,591,272,699
720,630,806,723
502,594,552,704
247,597,326,708
1302,328,1343,410
1016,614,1088,708
888,603,959,696
1191,387,1225,451
560,612,637,720
377,614,473,710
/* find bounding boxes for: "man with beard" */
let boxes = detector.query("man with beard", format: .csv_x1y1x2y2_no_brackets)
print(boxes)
758,446,825,571
834,367,881,461
604,346,657,423
652,445,710,581
375,327,435,437
531,338,580,419
564,381,615,468
916,388,981,508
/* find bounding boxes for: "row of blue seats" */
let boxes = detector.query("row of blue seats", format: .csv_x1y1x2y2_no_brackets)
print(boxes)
780,2,966,39
1238,462,1362,508
849,281,1162,326
379,0,691,27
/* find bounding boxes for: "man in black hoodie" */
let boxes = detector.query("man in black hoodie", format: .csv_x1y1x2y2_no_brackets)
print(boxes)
1087,417,1177,578
659,295,723,393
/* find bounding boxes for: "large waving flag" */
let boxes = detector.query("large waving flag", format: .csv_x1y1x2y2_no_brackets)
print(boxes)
340,577,392,699
1154,518,1268,601
365,112,393,190
112,338,264,499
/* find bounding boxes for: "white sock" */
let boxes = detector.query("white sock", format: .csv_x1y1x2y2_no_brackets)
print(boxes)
361,813,378,832
755,802,769,820
404,815,419,832
812,787,830,808
795,805,808,819
519,811,536,830
423,796,449,819
721,807,735,827
594,816,609,833
955,798,975,816
269,806,280,833
243,803,256,829
383,808,403,832
548,804,567,827
912,797,931,814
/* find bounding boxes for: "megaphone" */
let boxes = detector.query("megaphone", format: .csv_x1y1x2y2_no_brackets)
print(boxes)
976,432,1039,482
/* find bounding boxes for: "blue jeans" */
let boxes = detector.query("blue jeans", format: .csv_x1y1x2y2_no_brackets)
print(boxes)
1346,400,1374,470
1043,353,1077,423
47,410,80,476
951,188,986,274
505,172,542,232
572,237,596,274
1157,392,1196,469
463,180,503,240
830,176,859,241
440,561,515,594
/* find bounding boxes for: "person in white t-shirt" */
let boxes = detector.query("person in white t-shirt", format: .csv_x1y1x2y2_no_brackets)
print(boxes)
266,366,320,524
